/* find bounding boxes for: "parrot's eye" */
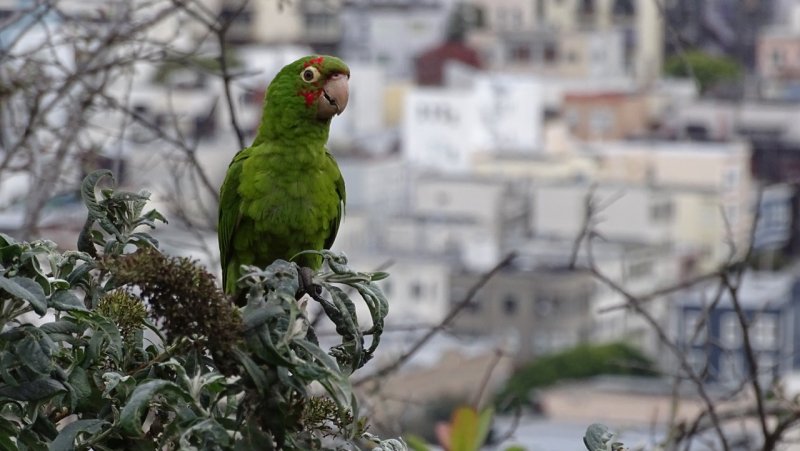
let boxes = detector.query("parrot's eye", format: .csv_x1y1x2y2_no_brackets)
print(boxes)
301,67,321,83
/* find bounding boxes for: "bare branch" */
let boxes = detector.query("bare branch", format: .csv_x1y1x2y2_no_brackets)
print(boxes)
354,252,517,386
584,236,732,451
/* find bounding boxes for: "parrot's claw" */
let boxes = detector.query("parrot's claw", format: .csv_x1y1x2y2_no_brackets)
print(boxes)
297,266,323,300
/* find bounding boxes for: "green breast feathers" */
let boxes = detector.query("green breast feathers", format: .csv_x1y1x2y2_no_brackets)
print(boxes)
218,55,349,295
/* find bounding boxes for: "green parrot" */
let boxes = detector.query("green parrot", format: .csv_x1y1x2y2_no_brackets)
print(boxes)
218,55,349,295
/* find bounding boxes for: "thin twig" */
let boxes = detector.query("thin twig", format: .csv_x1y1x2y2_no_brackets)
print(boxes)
472,348,506,409
569,187,595,269
354,253,516,386
217,28,246,150
585,237,732,451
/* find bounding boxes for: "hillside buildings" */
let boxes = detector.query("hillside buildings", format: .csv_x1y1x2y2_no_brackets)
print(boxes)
3,0,800,387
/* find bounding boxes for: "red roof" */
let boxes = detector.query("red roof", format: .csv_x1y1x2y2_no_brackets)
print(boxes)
415,42,483,86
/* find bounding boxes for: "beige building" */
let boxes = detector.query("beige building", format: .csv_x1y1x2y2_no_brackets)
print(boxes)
218,0,304,44
545,0,662,83
758,30,800,81
466,0,663,84
562,91,651,140
592,141,753,260
473,138,753,268
520,140,753,267
471,137,754,268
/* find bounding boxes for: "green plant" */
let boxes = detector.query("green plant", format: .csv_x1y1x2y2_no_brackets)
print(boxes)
400,394,469,443
406,406,523,451
664,50,741,94
496,343,657,411
0,170,398,450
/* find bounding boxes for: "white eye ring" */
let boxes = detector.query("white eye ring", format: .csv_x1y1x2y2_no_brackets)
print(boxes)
300,67,321,83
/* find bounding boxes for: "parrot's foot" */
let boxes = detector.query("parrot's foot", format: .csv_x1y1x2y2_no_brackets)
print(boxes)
297,266,323,300
296,266,321,345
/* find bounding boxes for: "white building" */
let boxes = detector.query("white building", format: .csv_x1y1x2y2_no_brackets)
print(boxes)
532,183,673,244
335,153,409,213
403,73,544,172
329,63,389,151
403,87,486,172
371,175,528,271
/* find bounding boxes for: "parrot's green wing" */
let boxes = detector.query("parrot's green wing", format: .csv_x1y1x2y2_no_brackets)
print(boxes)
218,149,248,293
323,151,346,251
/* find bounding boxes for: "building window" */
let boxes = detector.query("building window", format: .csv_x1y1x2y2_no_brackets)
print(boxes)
417,103,458,124
410,282,423,299
495,8,508,30
564,109,579,131
718,352,743,384
773,49,784,68
684,310,707,345
535,296,555,317
757,352,777,372
757,352,777,386
219,6,253,24
685,123,709,140
511,9,523,29
512,44,531,62
588,108,614,135
471,5,486,28
720,312,741,349
305,13,334,30
769,202,790,224
533,331,552,354
535,0,545,22
751,314,778,350
723,168,739,189
580,0,595,15
627,260,653,279
503,295,518,315
567,51,579,63
686,348,708,375
612,0,635,17
650,200,673,222
544,41,558,62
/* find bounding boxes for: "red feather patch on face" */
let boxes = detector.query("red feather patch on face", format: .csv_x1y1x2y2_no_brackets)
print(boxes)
299,57,326,106
303,56,325,68
302,90,320,106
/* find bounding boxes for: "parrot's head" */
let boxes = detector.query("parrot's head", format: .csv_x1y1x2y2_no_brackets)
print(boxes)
266,55,350,123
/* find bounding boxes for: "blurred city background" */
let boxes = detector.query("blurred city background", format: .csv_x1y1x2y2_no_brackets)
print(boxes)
2,0,800,448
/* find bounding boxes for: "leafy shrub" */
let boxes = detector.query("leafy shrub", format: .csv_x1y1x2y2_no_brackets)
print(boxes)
496,342,657,411
664,50,741,94
0,170,398,450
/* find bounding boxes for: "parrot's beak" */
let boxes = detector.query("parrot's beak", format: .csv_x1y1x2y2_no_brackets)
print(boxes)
317,73,349,120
